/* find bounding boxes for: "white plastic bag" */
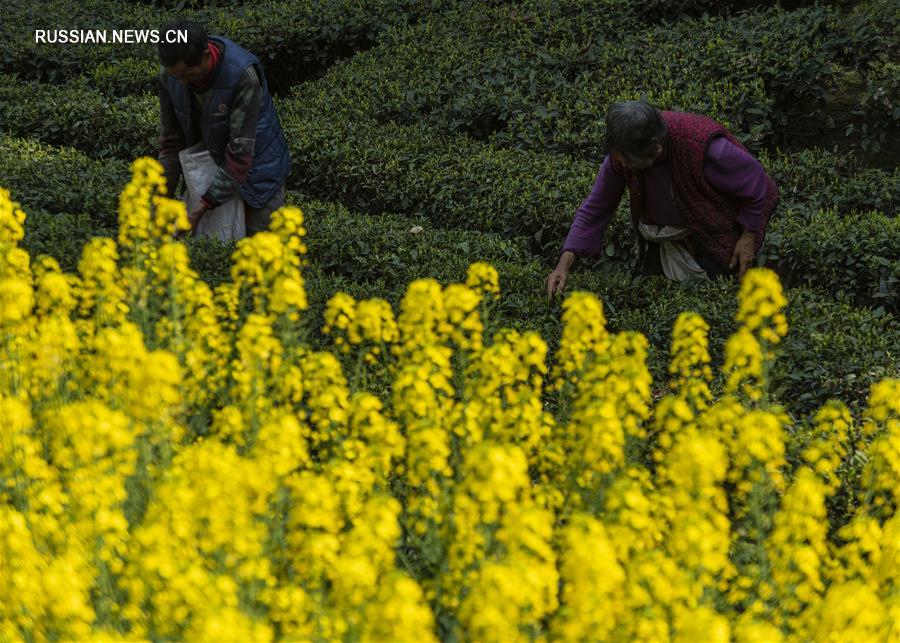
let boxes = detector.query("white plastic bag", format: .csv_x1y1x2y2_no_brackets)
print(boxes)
178,142,245,242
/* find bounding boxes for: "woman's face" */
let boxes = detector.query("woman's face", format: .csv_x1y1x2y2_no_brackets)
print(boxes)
612,140,664,170
613,153,655,170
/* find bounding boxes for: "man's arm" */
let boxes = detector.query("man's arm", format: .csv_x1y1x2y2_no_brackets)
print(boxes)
200,66,261,208
157,71,186,196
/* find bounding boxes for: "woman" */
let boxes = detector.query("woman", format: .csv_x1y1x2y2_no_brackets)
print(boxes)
546,100,778,298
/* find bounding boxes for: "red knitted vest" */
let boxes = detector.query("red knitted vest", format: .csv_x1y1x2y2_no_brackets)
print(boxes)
611,111,778,268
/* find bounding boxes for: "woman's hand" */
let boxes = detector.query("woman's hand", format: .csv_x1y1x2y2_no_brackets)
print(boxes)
729,229,757,279
547,251,576,301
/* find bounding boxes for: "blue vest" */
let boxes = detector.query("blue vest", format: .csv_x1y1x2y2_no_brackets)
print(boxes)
164,36,291,208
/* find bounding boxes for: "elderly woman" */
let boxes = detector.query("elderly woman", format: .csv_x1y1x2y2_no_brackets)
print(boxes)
546,100,778,297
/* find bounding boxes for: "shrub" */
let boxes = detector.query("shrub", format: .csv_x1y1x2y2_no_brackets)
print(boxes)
20,209,116,273
771,288,899,415
758,147,900,215
0,75,157,159
847,60,900,154
299,198,533,281
0,0,160,81
825,0,900,72
762,207,900,313
0,135,130,225
0,0,508,86
300,4,840,156
89,59,160,97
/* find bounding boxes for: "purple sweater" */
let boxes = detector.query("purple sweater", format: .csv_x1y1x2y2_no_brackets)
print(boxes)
563,137,770,256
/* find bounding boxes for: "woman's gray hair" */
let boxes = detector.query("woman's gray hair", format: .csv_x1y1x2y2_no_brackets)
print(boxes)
604,100,667,161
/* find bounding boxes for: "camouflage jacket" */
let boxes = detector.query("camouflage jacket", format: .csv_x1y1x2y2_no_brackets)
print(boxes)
157,41,260,207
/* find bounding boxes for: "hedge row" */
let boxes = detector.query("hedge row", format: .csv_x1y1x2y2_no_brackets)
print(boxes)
4,124,898,314
630,0,898,54
758,146,900,215
373,0,892,155
762,206,900,313
0,0,159,81
21,208,117,274
0,95,604,254
13,189,897,419
296,193,900,316
0,94,636,260
0,74,158,159
6,75,898,223
88,59,161,98
289,4,860,159
0,135,131,225
298,197,534,280
16,2,875,157
0,0,508,88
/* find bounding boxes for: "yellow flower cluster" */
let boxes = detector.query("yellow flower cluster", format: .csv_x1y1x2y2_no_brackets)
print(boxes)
724,326,765,401
552,290,610,388
2,162,898,641
117,158,189,251
464,261,500,297
323,291,398,363
725,265,789,403
805,401,852,494
736,266,788,347
232,231,308,319
861,379,900,516
668,311,713,409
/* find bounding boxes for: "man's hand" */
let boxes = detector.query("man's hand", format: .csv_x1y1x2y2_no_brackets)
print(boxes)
188,203,209,233
729,229,756,279
547,251,576,301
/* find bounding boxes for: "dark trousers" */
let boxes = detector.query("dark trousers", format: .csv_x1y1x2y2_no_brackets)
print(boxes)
245,184,286,236
635,236,732,280
635,202,778,280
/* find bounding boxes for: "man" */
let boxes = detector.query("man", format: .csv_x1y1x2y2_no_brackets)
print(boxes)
546,100,778,298
156,20,291,236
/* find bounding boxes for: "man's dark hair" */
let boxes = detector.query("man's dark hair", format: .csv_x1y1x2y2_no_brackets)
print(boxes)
604,100,667,161
157,20,207,67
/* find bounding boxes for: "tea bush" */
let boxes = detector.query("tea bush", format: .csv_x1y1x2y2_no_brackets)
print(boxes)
0,75,157,159
0,135,130,224
0,0,159,81
296,4,843,157
762,207,900,312
5,132,897,316
0,0,507,84
758,147,900,215
847,60,900,153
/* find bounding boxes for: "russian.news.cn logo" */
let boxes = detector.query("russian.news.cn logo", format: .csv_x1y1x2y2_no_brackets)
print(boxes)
34,29,188,45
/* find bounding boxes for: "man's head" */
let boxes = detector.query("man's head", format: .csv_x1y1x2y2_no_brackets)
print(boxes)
157,20,210,86
604,100,667,170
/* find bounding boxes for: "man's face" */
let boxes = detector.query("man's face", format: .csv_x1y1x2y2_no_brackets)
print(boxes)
165,50,209,86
